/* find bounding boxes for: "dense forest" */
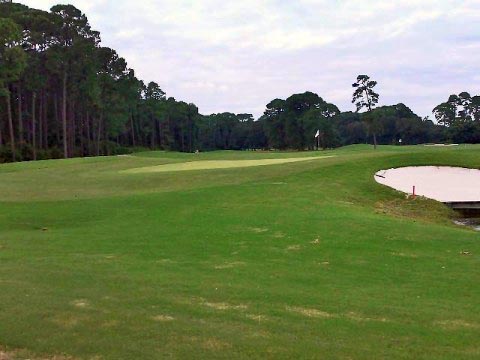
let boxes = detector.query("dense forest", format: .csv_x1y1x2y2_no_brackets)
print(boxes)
0,2,479,163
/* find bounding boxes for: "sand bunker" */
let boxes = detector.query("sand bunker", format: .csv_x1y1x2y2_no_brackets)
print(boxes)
375,166,480,202
123,156,332,174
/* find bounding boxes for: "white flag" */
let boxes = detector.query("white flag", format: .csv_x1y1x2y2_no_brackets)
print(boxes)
314,130,320,138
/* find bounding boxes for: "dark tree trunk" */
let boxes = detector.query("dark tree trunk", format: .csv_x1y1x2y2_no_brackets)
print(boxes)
130,112,136,146
189,121,193,152
150,113,155,148
6,90,16,161
79,113,84,156
17,84,23,144
367,102,377,150
38,93,43,149
62,71,68,158
69,99,75,155
54,94,60,145
43,91,48,149
181,127,185,152
86,111,91,155
32,92,37,160
96,114,102,156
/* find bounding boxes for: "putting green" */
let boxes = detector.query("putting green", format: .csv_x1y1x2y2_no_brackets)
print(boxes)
122,156,333,174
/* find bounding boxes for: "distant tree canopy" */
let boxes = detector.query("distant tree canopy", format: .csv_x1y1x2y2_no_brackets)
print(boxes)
0,2,477,163
260,92,340,150
433,92,480,143
258,93,443,150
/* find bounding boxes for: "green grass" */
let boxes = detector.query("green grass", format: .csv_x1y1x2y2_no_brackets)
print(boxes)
0,145,479,359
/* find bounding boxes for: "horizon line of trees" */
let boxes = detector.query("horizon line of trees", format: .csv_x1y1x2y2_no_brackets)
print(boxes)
1,2,479,163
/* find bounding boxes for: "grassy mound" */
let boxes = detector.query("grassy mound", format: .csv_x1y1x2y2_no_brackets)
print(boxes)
0,145,479,359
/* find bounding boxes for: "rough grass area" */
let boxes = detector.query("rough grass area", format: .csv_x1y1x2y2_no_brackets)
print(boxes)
121,156,333,174
0,144,479,359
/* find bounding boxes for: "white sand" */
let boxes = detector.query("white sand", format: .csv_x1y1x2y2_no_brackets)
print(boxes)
375,166,480,202
123,156,333,174
424,144,459,147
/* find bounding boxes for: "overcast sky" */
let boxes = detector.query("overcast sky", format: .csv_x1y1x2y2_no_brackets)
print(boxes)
21,0,480,118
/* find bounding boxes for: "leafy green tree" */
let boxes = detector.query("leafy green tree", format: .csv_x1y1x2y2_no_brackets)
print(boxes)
48,4,99,158
433,95,458,126
263,99,286,149
433,92,480,143
457,92,472,122
470,96,480,122
334,112,366,145
119,69,143,147
352,75,380,149
262,92,339,150
144,81,166,148
20,9,54,159
361,111,383,148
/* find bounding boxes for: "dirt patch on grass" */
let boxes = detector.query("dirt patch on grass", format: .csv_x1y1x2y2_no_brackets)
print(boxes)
286,307,389,323
195,297,247,311
345,312,388,323
286,245,302,251
157,258,177,265
435,319,480,330
391,252,418,259
204,301,248,311
122,156,333,174
214,261,246,269
286,306,333,318
250,227,268,233
338,201,355,206
70,299,89,308
152,315,175,322
0,350,13,360
0,347,75,360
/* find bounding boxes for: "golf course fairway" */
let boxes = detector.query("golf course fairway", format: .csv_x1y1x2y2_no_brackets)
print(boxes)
0,145,479,359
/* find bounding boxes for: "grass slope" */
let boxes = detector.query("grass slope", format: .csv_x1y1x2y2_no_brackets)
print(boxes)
0,145,479,359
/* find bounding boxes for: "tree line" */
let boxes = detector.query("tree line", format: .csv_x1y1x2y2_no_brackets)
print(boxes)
0,2,478,163
433,92,480,143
